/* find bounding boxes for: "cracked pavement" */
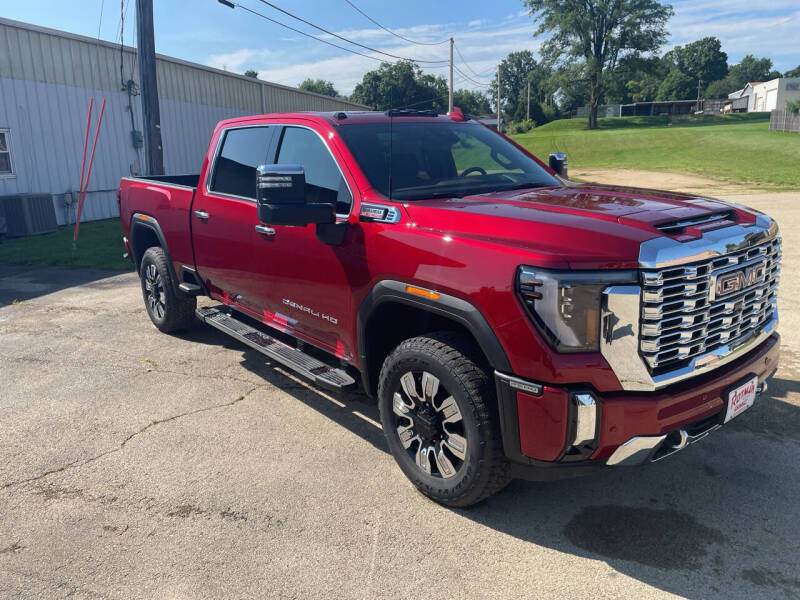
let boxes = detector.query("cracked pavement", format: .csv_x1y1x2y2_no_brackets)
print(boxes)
1,193,799,599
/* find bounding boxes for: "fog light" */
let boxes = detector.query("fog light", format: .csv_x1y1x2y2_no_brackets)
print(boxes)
571,392,597,446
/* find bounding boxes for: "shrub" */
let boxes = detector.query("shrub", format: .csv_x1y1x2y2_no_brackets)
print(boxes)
787,99,800,113
508,119,535,134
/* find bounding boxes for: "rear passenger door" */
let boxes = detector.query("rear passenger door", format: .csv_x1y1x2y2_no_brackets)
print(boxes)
246,124,359,357
192,125,275,306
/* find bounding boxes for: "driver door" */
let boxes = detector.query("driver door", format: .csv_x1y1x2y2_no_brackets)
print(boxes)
246,123,361,358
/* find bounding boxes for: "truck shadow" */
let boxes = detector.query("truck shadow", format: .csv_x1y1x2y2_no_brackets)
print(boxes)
461,381,800,600
179,324,800,599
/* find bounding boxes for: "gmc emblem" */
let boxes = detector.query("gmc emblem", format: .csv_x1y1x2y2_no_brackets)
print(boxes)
713,262,765,299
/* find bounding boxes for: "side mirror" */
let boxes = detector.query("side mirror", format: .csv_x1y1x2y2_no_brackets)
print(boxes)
256,164,334,226
548,153,568,178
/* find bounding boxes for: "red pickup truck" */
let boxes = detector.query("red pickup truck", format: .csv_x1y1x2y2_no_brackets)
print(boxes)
119,109,780,507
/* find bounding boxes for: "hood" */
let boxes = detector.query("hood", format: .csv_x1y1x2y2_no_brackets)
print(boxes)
402,183,758,270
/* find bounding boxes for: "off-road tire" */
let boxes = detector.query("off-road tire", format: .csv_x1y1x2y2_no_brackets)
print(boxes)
139,246,196,333
378,332,511,507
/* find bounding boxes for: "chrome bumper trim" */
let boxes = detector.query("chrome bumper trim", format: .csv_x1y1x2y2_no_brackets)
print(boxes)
606,435,667,466
608,370,774,466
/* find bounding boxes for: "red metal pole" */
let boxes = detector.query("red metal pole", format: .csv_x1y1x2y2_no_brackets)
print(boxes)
74,98,106,244
73,98,93,244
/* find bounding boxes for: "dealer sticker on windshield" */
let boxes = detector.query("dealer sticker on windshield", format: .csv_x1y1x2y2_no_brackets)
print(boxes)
724,375,759,424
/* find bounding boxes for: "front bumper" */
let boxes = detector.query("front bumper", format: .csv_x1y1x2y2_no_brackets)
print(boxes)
495,333,779,480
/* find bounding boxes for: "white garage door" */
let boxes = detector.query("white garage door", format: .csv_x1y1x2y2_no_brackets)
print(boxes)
766,89,778,111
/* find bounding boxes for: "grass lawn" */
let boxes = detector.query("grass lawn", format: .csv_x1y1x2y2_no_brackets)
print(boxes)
0,218,133,271
512,114,800,189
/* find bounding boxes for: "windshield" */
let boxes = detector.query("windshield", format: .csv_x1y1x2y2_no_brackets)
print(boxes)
337,121,559,201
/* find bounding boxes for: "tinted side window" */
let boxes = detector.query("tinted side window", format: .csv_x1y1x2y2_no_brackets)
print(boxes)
276,126,352,214
210,127,273,199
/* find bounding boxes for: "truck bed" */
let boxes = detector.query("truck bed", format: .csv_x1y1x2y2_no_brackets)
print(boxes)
129,173,200,188
119,176,198,278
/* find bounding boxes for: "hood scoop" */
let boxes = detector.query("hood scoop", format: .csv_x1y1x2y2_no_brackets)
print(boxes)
653,211,736,235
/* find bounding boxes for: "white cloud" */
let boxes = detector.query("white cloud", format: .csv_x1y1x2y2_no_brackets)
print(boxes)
667,7,800,70
203,3,800,97
211,18,541,95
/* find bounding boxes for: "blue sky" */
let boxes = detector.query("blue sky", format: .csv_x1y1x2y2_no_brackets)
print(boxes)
4,0,799,95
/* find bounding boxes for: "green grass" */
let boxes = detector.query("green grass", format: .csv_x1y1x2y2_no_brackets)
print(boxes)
0,218,133,271
512,114,800,188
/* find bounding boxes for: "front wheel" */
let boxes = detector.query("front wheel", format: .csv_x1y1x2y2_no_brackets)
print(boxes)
377,332,510,507
139,246,196,333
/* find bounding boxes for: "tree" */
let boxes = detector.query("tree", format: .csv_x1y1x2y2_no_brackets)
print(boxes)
656,69,695,101
525,0,673,129
728,55,774,88
669,37,727,104
488,51,548,122
350,61,448,112
785,65,800,78
606,55,669,103
705,76,738,99
298,78,339,97
627,76,661,102
453,89,492,115
545,64,589,112
244,70,259,79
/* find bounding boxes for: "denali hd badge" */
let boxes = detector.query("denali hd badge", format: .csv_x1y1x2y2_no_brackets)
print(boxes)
282,298,338,325
711,261,765,300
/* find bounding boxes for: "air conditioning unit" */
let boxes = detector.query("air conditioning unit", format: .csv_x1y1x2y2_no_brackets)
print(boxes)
0,193,58,237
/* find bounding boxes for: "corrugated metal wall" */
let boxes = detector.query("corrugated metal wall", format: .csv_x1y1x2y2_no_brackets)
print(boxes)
0,17,368,225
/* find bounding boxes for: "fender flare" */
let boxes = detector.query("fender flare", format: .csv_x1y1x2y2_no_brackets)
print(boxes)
129,213,180,292
356,280,512,393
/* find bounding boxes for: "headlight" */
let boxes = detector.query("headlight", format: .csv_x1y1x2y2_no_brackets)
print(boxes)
517,267,637,353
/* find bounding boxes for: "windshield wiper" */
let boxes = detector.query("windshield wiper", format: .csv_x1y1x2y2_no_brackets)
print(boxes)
394,190,466,201
497,182,552,192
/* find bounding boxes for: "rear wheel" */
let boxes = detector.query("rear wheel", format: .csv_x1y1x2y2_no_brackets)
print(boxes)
139,246,195,333
378,332,510,507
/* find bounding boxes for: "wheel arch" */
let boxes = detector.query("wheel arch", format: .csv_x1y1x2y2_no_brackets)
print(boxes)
129,213,180,292
357,280,511,397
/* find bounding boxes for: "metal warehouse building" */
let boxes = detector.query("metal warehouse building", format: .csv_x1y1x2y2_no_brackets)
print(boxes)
0,17,367,227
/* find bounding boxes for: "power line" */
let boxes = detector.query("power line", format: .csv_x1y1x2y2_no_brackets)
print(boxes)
341,0,449,46
97,0,105,38
118,0,125,88
389,75,473,111
453,64,492,88
453,42,493,79
253,0,449,64
234,3,392,64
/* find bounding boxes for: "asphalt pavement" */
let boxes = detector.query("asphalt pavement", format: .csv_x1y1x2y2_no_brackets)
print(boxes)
0,193,798,599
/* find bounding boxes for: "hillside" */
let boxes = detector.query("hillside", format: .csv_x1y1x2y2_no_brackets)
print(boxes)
512,114,799,188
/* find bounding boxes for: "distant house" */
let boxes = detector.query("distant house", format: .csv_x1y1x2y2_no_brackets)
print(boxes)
727,78,800,112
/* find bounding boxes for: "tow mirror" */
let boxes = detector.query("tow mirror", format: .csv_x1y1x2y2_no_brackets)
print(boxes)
548,153,568,178
256,164,334,226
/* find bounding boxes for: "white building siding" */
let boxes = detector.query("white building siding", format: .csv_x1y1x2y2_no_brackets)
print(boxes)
0,17,368,226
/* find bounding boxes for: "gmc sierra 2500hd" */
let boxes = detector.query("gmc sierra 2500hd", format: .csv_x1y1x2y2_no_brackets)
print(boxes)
119,109,780,507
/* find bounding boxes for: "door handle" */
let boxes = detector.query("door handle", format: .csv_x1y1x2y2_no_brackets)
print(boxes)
193,210,209,220
255,224,276,237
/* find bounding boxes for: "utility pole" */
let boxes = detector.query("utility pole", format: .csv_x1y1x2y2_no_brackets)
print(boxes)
448,37,454,113
136,0,164,175
526,80,531,121
496,68,501,132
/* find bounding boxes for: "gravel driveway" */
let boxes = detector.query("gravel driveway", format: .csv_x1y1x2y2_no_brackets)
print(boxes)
1,192,798,599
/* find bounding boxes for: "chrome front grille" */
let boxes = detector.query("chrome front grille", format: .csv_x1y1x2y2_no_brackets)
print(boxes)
640,237,781,372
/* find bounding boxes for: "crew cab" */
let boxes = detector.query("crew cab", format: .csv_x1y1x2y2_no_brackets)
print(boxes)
119,109,780,506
